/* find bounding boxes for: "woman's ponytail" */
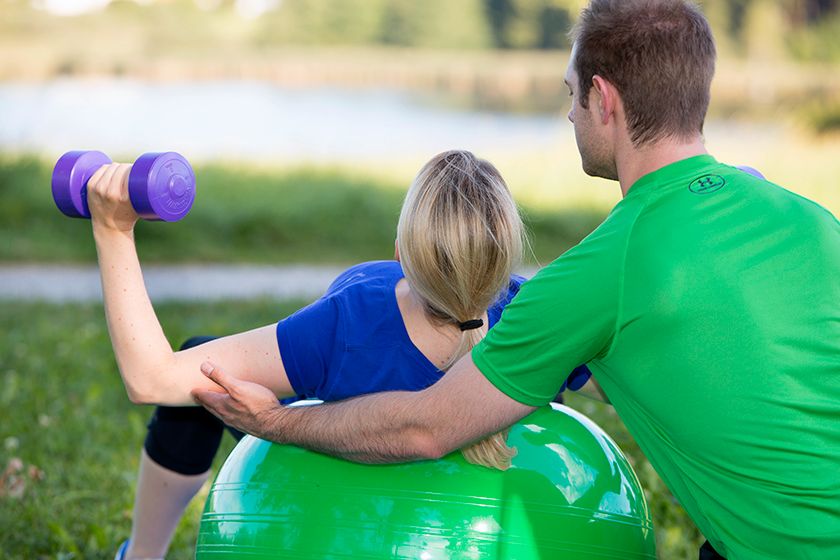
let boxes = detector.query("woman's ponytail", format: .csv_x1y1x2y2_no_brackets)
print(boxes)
397,150,525,470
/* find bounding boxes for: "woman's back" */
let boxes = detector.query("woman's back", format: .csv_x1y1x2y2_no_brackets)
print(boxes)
277,260,525,402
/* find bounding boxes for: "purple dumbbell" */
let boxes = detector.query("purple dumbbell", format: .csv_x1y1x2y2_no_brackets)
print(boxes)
52,151,196,222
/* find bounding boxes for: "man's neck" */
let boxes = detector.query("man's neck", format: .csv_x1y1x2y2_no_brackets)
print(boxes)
616,137,708,197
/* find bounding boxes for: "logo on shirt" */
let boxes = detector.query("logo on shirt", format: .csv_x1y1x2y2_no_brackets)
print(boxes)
689,174,726,194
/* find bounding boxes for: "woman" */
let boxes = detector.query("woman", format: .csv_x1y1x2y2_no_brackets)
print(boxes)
88,150,541,560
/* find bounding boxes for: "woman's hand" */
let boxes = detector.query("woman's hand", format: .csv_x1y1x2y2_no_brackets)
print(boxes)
87,162,139,233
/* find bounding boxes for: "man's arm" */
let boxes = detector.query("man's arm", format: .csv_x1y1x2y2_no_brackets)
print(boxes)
193,352,536,464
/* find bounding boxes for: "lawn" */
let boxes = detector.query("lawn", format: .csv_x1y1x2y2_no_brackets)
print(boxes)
0,155,608,266
3,124,840,268
0,300,703,559
1,117,837,560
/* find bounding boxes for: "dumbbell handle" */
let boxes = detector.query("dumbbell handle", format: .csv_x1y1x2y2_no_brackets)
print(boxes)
52,151,195,222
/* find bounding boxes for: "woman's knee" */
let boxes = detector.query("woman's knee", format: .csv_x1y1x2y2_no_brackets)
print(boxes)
179,336,218,351
143,335,241,475
144,405,226,475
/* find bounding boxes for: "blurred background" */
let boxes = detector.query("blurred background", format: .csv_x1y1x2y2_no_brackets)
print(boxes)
1,1,838,558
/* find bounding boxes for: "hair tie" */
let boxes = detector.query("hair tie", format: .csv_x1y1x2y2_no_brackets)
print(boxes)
458,319,484,331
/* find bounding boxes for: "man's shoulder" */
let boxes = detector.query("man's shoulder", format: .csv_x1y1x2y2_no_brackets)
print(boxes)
572,197,647,257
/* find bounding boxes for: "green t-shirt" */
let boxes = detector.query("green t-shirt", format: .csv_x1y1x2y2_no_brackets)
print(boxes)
473,155,840,559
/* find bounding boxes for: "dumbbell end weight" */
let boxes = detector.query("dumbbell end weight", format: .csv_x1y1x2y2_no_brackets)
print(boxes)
52,150,113,218
735,165,765,180
129,152,196,222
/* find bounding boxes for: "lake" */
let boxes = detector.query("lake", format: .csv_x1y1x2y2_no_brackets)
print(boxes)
0,78,567,163
4,77,836,215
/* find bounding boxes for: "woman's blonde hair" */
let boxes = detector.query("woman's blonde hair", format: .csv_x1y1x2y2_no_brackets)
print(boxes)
397,150,525,470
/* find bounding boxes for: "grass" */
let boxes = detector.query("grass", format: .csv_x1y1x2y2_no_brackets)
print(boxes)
0,300,702,559
1,131,836,557
0,155,608,266
3,124,840,268
0,299,300,560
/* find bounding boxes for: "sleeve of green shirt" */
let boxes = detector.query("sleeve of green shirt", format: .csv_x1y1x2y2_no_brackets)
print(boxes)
472,209,631,406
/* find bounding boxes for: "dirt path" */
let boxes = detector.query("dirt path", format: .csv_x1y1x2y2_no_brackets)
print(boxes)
0,264,539,302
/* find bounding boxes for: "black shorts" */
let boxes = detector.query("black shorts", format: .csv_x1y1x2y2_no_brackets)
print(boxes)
143,336,244,475
699,540,726,559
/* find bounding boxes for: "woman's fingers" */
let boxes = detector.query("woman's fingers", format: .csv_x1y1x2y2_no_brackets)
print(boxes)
87,163,110,188
87,163,140,231
89,163,131,198
114,164,132,202
98,163,121,196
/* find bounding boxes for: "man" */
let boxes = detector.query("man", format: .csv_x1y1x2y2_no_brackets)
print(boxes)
194,1,840,558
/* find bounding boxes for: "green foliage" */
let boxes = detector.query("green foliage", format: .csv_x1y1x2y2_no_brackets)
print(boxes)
0,156,604,265
788,10,840,61
486,0,574,49
5,0,836,57
256,0,387,47
700,0,840,60
254,0,576,50
255,0,493,49
800,98,840,134
0,301,701,559
742,0,789,60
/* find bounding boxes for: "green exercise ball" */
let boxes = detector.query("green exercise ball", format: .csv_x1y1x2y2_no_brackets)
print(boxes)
196,404,656,559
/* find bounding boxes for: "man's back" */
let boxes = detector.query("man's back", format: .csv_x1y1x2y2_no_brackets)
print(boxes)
474,155,840,558
600,156,840,558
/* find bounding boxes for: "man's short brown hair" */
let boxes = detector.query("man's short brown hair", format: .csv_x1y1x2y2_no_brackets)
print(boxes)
572,0,716,146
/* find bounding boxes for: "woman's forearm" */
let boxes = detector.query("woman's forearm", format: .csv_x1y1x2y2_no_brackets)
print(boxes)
93,224,176,402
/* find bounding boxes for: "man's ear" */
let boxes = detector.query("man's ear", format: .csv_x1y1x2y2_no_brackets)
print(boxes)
591,75,617,125
394,240,400,262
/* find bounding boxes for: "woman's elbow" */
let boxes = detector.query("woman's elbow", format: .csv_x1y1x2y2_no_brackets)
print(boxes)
120,363,178,405
125,383,186,406
125,386,155,405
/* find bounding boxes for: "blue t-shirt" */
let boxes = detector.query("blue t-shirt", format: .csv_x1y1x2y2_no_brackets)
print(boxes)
276,260,526,401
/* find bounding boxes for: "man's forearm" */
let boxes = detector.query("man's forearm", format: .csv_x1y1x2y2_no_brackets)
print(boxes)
240,355,535,465
256,391,445,464
195,353,535,465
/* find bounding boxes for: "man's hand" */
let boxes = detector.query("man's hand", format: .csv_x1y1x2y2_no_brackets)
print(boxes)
192,361,283,438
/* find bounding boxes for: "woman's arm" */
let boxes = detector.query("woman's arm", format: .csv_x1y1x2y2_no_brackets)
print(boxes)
88,163,292,406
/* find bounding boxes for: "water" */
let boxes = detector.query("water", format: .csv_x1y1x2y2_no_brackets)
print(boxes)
0,77,810,212
0,78,567,163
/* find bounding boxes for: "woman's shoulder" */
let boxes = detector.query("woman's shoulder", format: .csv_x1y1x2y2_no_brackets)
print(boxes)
502,273,528,301
326,260,403,296
487,273,528,326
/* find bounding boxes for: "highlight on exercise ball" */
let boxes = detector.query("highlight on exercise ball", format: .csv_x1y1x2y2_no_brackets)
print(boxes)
196,403,656,559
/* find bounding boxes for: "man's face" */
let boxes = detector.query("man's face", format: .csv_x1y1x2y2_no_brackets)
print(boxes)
565,45,617,181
